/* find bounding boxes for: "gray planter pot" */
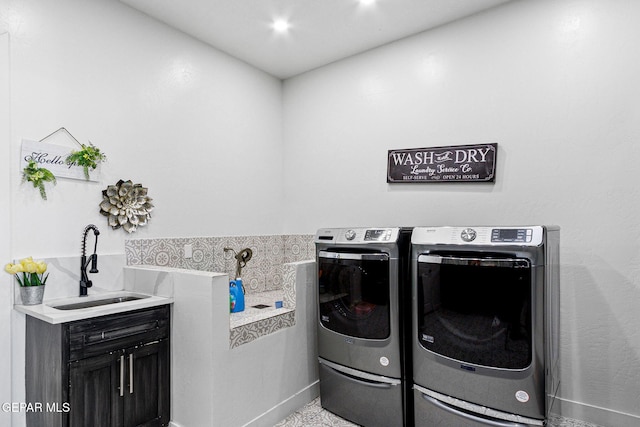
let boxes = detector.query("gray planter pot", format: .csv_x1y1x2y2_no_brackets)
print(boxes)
20,285,45,305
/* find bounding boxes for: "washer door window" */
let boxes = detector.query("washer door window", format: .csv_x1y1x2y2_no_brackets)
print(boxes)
318,251,390,339
417,254,532,369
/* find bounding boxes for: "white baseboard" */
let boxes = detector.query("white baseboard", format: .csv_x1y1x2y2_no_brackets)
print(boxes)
554,397,640,427
167,381,319,427
242,381,320,427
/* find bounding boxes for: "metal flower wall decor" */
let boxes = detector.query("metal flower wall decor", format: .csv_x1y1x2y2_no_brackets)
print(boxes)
99,180,154,233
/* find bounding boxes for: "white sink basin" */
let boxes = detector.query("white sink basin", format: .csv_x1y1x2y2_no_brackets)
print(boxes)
49,294,150,310
46,292,152,311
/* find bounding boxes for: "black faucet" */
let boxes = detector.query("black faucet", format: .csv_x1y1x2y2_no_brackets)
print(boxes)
80,224,100,296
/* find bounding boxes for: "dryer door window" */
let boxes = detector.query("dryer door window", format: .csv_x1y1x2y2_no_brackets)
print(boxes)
318,251,390,339
417,254,532,369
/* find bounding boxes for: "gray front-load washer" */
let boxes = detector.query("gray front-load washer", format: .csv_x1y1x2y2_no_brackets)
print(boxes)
316,227,412,427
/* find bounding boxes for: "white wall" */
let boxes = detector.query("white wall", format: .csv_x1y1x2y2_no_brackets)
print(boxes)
1,0,284,258
283,0,640,425
1,32,14,427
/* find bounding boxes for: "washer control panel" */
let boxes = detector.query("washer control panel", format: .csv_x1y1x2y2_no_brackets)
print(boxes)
315,228,399,244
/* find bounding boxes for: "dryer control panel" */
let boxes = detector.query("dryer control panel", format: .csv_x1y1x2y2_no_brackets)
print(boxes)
412,226,546,246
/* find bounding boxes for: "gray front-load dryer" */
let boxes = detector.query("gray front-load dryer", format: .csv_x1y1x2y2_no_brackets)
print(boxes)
411,226,560,427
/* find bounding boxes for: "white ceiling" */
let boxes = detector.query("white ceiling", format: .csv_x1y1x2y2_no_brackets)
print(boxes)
119,0,512,79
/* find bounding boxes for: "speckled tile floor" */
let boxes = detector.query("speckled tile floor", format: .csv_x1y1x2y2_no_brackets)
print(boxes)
274,398,358,427
275,398,604,427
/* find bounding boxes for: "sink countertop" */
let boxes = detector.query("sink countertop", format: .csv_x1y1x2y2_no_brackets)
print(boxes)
14,291,174,324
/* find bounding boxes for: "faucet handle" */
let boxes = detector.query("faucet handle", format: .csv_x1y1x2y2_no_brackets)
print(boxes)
89,254,99,274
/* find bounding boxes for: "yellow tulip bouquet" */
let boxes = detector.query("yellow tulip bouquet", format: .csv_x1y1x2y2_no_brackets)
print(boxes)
4,257,49,287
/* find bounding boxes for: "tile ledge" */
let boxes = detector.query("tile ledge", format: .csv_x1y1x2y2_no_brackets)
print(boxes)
230,289,291,329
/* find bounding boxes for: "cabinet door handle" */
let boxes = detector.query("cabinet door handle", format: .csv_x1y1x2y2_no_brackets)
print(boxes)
119,355,125,397
129,354,134,394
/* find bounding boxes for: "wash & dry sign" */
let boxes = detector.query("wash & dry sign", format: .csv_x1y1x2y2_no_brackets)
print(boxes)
387,143,497,183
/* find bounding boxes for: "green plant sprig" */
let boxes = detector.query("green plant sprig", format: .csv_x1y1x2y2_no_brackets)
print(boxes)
66,142,107,180
22,160,56,200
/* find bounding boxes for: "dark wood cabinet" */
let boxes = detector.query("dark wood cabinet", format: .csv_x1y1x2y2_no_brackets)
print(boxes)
124,340,170,427
26,305,170,427
68,351,123,427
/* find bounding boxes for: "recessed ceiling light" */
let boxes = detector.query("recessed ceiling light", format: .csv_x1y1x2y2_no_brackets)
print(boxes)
359,0,376,5
272,19,290,33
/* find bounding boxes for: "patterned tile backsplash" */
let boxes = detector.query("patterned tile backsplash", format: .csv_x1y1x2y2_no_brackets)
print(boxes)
125,234,315,294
